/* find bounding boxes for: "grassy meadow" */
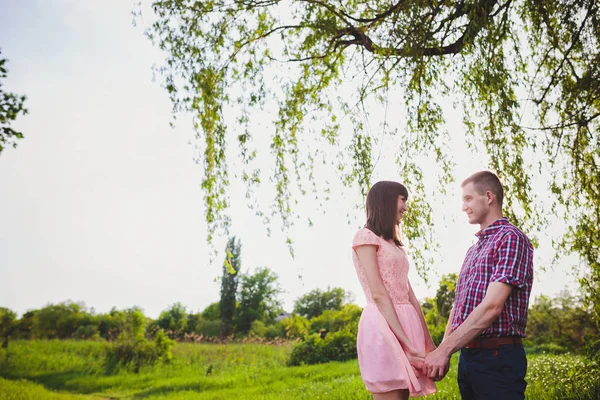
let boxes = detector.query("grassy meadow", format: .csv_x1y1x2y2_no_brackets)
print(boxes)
0,340,598,400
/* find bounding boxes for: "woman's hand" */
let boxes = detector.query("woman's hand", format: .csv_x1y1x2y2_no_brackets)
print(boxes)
406,347,426,372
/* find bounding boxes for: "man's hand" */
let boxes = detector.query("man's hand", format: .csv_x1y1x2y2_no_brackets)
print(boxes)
424,347,451,381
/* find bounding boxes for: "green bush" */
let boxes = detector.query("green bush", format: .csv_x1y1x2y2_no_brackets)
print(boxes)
309,304,361,335
30,302,90,339
288,304,362,365
73,324,100,340
105,330,174,373
0,308,16,347
585,336,600,362
249,320,268,337
277,314,309,339
527,354,600,399
265,324,284,339
288,333,326,365
157,302,188,339
197,319,222,337
249,320,286,339
288,327,357,366
524,342,569,355
321,329,357,362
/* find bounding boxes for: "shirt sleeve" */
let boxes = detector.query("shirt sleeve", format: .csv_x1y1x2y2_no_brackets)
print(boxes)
490,232,531,289
352,228,380,251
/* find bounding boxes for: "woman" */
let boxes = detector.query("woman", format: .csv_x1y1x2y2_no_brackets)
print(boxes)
352,181,437,399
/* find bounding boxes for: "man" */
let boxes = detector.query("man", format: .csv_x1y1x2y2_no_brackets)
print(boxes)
424,171,534,399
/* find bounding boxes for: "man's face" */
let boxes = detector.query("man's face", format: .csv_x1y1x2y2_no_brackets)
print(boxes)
461,182,490,225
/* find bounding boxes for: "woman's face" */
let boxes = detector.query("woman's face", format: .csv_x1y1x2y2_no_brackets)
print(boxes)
396,195,408,224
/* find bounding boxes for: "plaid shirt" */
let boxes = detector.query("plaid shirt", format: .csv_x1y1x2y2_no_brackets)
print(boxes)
451,217,534,337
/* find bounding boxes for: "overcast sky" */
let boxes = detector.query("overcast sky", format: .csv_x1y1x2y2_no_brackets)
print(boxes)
0,0,581,319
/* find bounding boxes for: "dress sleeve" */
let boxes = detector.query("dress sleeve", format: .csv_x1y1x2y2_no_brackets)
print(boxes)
352,228,381,251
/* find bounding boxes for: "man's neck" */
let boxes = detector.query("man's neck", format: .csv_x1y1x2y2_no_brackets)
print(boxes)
479,211,504,231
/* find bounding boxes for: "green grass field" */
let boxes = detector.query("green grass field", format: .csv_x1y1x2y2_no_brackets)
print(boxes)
0,340,598,399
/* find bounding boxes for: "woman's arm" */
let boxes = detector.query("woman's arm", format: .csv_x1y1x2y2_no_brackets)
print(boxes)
408,281,436,353
355,245,421,357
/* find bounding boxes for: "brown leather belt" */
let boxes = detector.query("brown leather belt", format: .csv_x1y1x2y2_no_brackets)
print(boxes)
465,336,522,349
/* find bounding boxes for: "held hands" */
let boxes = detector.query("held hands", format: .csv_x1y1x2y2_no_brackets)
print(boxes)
404,342,449,382
423,347,451,381
405,348,426,378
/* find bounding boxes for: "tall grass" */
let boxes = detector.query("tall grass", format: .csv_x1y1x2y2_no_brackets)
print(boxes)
0,378,95,400
1,340,598,399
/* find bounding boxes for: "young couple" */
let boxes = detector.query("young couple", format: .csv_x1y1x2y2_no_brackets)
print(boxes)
352,171,534,400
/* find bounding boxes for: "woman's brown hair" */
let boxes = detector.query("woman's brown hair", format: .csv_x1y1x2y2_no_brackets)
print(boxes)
364,181,409,247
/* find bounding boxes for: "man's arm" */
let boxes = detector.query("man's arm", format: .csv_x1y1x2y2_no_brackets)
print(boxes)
437,282,512,354
424,282,513,380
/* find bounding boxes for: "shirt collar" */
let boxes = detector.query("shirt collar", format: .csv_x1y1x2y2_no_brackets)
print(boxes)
475,217,510,239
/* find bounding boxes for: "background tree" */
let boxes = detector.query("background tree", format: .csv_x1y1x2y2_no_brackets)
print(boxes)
201,302,221,321
198,302,222,337
14,310,36,339
236,267,283,334
0,49,28,155
119,307,147,341
99,307,129,341
31,301,88,339
220,236,242,337
140,0,600,333
293,287,351,319
107,307,174,372
526,290,598,353
435,273,457,322
185,312,203,335
157,302,188,339
422,273,458,344
0,307,16,348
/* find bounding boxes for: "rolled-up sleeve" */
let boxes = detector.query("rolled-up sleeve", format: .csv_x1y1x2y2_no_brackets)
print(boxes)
490,232,530,289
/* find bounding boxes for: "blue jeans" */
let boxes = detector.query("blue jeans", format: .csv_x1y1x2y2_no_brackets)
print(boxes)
458,344,527,400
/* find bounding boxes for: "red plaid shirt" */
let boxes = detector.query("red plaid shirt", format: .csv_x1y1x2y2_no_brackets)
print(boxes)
451,217,534,337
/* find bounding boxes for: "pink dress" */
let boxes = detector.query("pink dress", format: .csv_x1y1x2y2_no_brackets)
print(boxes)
352,228,437,396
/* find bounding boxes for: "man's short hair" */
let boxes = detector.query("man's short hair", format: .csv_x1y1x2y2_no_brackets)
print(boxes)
461,171,504,208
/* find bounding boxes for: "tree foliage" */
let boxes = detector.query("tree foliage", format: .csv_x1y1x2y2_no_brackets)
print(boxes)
220,236,242,337
0,308,17,348
31,302,90,339
157,302,188,338
201,301,221,321
0,50,27,155
139,0,600,329
293,287,351,319
435,273,457,321
422,273,458,344
526,291,598,355
107,307,174,373
236,267,283,333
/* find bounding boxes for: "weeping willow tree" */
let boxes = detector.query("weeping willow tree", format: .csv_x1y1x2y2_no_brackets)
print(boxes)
135,0,599,329
0,50,28,155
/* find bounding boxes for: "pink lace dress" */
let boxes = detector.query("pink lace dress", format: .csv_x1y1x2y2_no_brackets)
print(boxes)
352,228,437,396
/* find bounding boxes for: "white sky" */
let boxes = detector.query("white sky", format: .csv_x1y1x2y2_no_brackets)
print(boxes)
0,0,581,319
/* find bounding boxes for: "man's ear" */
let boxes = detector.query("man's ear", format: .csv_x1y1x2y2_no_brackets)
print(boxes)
485,190,495,205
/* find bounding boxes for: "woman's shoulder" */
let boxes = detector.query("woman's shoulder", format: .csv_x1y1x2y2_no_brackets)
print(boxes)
352,227,381,247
